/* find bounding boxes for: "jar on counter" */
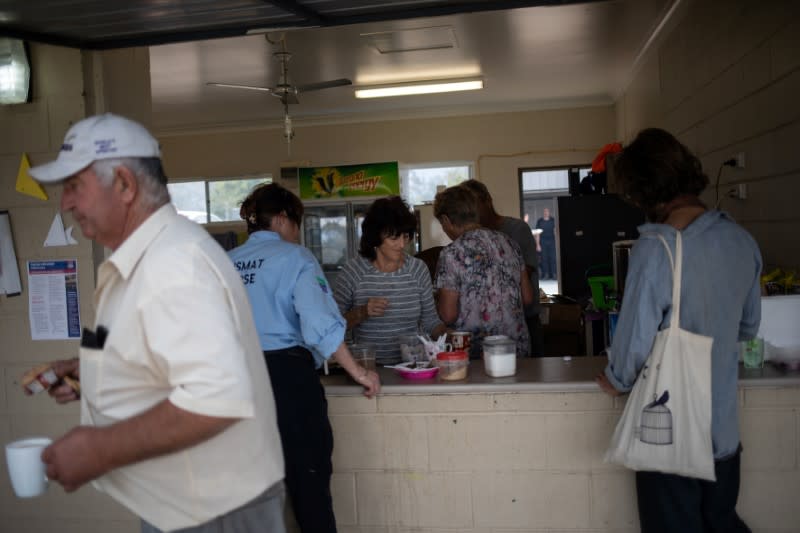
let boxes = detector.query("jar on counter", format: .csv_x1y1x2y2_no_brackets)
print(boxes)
436,350,469,380
482,335,516,377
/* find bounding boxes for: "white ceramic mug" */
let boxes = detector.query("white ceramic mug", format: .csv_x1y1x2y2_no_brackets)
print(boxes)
5,437,52,498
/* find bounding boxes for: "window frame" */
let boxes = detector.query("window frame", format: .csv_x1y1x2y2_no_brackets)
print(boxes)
168,174,272,225
399,161,473,206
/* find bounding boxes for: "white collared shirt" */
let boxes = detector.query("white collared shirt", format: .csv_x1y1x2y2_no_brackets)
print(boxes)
80,204,283,531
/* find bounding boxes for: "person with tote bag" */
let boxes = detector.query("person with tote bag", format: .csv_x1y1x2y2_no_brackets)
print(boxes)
595,128,762,533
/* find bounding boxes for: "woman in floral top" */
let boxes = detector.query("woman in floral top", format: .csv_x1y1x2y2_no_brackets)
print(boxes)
433,184,533,358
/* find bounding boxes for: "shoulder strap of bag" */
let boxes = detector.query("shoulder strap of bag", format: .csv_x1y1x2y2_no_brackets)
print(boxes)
654,232,683,329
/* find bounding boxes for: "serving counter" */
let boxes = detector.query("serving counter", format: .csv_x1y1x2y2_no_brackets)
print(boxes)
322,356,800,395
321,357,800,533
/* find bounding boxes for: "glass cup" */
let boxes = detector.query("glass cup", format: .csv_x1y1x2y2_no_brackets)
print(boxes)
349,343,376,372
741,337,764,369
397,334,424,364
5,437,52,498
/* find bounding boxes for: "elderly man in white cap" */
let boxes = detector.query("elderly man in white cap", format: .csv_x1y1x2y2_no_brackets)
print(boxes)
26,113,287,533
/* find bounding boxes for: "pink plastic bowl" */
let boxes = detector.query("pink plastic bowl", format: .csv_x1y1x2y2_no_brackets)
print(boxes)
394,363,439,380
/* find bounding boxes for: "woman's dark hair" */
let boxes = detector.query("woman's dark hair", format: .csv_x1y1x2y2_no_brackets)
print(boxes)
433,185,479,227
358,196,416,260
614,128,709,214
240,183,304,234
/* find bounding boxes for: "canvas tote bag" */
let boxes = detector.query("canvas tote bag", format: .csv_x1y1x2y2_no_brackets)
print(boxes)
604,232,716,481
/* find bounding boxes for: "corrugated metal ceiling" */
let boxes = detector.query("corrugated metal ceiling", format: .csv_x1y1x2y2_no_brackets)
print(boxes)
0,0,606,49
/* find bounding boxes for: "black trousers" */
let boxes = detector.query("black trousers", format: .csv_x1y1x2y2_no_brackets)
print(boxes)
264,347,337,533
526,314,544,357
636,447,750,533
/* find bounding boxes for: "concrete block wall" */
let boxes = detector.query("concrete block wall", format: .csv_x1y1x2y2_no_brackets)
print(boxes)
617,0,800,270
327,386,799,533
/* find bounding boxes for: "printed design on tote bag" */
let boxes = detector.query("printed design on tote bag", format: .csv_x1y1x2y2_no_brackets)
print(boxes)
639,390,673,445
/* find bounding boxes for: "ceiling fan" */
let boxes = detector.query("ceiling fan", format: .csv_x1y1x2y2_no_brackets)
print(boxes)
206,33,352,151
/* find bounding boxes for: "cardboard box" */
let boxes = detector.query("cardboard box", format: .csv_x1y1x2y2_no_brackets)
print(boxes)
542,330,583,356
540,302,583,332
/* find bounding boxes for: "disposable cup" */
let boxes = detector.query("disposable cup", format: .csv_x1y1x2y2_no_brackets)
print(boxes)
349,343,376,371
742,338,764,369
5,437,52,498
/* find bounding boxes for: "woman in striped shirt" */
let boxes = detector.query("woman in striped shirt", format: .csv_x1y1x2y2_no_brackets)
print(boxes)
334,196,446,365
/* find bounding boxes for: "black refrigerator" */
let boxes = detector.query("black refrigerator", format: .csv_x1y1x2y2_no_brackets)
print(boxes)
556,194,644,303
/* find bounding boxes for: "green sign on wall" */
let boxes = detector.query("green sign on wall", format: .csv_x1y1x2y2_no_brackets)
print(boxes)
299,161,400,199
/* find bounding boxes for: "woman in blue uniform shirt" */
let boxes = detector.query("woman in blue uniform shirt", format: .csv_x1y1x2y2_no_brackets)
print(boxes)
229,183,380,533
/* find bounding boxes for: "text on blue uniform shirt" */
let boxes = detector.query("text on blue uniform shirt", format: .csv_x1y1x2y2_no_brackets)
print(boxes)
234,257,264,285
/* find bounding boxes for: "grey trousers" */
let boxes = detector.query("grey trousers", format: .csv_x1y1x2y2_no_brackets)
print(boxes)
141,481,287,533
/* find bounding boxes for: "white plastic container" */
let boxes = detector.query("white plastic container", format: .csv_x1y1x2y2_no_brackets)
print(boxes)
483,335,516,377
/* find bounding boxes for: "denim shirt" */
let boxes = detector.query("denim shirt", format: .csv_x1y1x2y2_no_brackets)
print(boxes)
228,231,346,367
605,210,761,459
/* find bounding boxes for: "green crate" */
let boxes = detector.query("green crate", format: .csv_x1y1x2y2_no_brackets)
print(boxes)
587,275,616,310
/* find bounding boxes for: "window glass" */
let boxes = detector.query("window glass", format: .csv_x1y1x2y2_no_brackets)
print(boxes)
209,177,270,221
168,176,271,223
521,169,570,192
400,164,471,206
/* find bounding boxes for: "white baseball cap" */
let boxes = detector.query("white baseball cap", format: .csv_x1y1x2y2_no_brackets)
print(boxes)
28,113,161,184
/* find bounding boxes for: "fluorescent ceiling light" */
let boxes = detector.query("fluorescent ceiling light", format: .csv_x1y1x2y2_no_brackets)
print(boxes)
355,78,483,99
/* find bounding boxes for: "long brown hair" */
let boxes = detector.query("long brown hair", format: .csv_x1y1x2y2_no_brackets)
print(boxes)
240,183,304,234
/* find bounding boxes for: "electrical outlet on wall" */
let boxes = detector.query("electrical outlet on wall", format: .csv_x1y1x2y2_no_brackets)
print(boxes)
735,152,746,168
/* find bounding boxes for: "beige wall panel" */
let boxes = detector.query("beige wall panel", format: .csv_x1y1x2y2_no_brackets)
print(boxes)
618,56,663,141
328,395,378,415
44,94,88,154
0,481,135,520
1,518,138,533
98,48,153,128
0,316,83,364
694,70,800,155
739,409,796,470
30,45,83,100
331,414,386,470
658,21,694,112
378,393,492,414
427,414,547,471
159,106,614,216
382,415,429,470
589,471,639,529
355,471,473,528
744,387,800,407
618,0,800,269
472,471,590,529
332,414,429,471
0,416,10,442
7,205,91,259
544,412,620,470
738,469,800,530
771,15,800,79
720,172,799,224
0,102,50,155
491,391,614,412
739,40,773,97
331,473,358,526
747,221,800,269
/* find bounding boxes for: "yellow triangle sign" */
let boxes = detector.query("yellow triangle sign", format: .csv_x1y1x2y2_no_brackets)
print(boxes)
16,153,49,201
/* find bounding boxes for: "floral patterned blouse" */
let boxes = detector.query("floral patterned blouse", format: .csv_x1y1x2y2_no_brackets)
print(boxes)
434,228,529,358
